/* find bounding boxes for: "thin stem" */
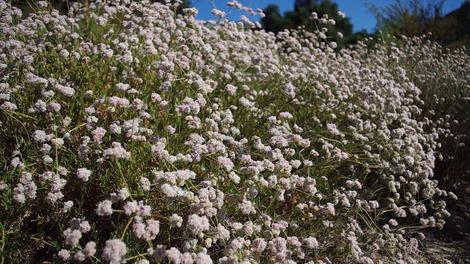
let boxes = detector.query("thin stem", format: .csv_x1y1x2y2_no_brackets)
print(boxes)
120,217,133,240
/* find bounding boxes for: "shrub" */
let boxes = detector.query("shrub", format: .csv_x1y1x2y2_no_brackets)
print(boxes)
0,0,469,263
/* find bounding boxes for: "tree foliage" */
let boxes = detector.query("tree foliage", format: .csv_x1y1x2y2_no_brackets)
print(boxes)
369,0,470,48
261,0,364,48
368,0,445,35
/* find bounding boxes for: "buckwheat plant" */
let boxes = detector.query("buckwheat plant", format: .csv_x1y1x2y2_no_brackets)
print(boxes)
0,0,469,263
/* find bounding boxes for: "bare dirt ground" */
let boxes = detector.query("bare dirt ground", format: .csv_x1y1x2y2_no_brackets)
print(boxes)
421,194,470,263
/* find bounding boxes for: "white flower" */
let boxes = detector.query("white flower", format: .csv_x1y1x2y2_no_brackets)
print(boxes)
187,214,210,234
103,142,131,160
0,181,7,191
63,228,82,246
228,172,240,184
283,82,296,99
54,84,75,97
10,157,23,168
140,177,151,191
79,221,91,233
195,251,213,264
303,237,319,249
224,84,237,95
166,247,181,263
238,200,256,215
74,251,86,262
123,201,138,215
102,239,127,264
215,224,230,241
58,249,71,260
252,238,267,252
337,11,346,18
169,214,183,228
96,200,113,216
63,200,74,212
76,168,92,182
50,137,64,147
217,156,234,172
326,123,341,136
92,127,107,142
48,101,61,112
108,96,130,108
311,12,318,19
211,8,225,18
33,130,49,142
132,219,160,241
0,102,17,111
26,72,48,85
111,188,130,201
116,83,130,91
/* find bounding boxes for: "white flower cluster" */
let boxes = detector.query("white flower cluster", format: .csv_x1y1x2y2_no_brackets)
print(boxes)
0,0,468,263
132,217,160,241
60,218,96,262
76,168,92,182
102,239,127,264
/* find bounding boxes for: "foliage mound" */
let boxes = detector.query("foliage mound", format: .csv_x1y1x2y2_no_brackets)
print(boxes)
0,1,469,263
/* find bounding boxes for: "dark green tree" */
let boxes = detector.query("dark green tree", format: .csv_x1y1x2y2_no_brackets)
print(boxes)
261,5,289,34
262,0,363,48
294,0,320,11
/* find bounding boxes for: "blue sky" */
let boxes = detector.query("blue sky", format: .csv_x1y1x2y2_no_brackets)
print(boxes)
193,0,467,32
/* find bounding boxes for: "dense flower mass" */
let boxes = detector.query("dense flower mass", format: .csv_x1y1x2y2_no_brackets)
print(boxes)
0,0,469,263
